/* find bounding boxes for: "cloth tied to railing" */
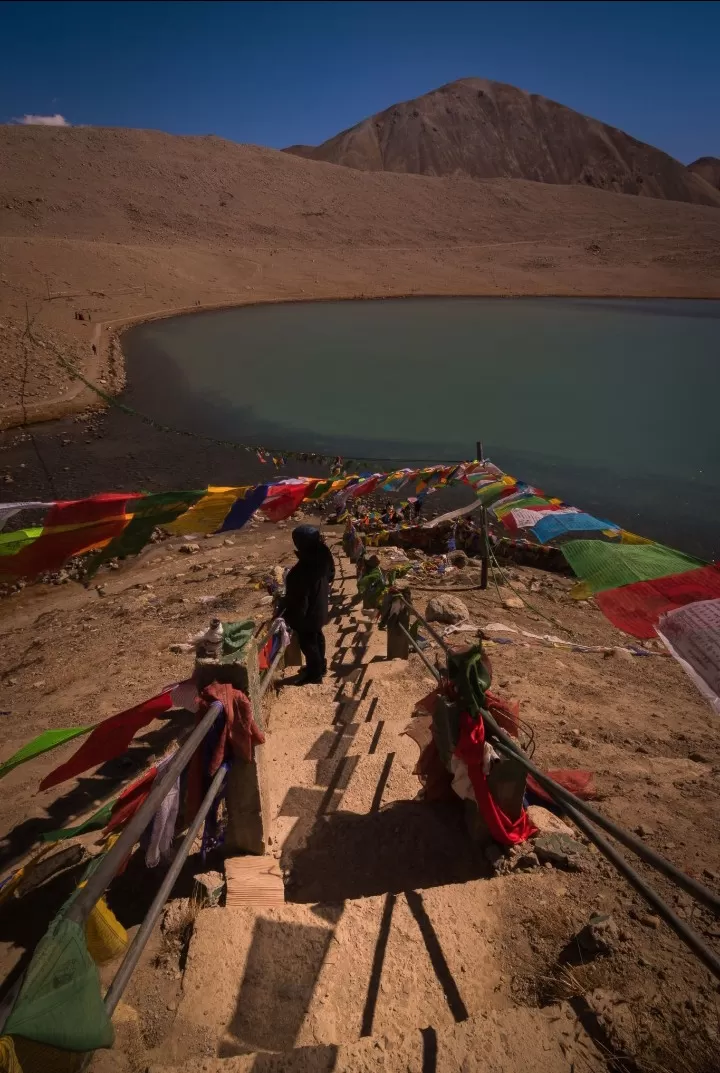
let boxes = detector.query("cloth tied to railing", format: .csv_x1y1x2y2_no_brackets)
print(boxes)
446,644,537,846
185,683,265,824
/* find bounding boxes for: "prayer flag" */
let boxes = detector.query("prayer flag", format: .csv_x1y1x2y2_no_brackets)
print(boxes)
39,692,173,791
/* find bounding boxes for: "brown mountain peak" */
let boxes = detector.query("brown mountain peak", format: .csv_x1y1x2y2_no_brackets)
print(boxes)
284,79,720,207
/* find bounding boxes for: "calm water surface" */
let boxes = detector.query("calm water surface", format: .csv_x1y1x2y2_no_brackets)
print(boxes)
123,298,720,558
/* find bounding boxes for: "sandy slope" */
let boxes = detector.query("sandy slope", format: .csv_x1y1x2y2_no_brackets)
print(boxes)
1,125,720,431
0,526,716,1071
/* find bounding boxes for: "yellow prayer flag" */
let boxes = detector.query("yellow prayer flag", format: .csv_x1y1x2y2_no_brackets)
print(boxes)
164,487,247,536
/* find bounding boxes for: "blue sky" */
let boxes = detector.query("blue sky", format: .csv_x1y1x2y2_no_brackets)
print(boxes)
1,0,718,163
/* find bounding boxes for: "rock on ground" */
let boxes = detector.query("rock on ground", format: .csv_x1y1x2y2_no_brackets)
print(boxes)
425,595,470,624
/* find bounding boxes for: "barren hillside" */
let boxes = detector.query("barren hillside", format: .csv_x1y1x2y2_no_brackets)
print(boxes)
1,123,720,431
689,156,720,191
285,78,720,207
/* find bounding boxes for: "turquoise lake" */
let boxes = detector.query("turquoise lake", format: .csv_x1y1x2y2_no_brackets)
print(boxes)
123,297,720,558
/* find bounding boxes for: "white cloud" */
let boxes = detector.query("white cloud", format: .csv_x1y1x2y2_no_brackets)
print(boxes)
15,113,69,126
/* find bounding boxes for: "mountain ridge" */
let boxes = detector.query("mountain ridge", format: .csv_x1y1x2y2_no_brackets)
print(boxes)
688,156,720,191
284,78,720,207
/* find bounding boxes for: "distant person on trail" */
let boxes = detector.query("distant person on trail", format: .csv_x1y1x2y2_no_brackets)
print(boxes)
280,525,335,684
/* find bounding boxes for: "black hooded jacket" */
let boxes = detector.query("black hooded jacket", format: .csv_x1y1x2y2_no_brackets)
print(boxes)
281,526,336,632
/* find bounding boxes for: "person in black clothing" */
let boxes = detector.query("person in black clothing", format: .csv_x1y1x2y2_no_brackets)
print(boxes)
280,525,335,684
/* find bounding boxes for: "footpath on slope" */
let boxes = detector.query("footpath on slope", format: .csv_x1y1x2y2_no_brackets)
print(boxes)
134,551,606,1073
0,523,716,1073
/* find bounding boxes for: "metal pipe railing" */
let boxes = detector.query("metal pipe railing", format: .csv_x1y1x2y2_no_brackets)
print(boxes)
400,584,720,917
403,598,452,654
397,622,441,682
486,721,720,917
103,764,228,1015
541,772,720,981
259,644,285,699
67,701,224,924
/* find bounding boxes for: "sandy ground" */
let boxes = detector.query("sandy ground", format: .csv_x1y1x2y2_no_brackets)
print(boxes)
1,124,719,1072
0,525,717,1071
2,125,720,437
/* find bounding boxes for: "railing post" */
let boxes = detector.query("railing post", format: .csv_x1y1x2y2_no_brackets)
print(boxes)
476,439,489,590
386,588,411,660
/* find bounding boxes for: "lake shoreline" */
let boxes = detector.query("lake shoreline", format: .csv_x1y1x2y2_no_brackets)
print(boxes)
1,294,718,560
4,286,720,434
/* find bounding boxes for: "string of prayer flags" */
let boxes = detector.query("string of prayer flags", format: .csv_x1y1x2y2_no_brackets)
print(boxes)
39,691,173,791
595,563,720,638
0,726,92,782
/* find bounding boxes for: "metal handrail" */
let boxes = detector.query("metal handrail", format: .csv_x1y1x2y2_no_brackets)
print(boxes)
490,731,720,980
485,719,720,916
67,701,224,924
402,597,452,654
397,622,441,682
399,580,720,921
104,764,228,1014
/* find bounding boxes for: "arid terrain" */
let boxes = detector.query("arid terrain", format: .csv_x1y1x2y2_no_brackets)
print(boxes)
1,123,720,438
0,525,717,1073
689,157,720,191
286,78,720,206
0,93,719,1073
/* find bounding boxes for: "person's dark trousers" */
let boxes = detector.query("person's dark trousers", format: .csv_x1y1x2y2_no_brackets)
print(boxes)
297,629,326,680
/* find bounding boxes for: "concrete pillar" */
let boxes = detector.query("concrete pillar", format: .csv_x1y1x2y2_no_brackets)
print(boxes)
194,636,270,856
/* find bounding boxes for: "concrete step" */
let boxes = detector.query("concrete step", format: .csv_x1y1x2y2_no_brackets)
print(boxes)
145,1002,606,1073
144,879,512,1064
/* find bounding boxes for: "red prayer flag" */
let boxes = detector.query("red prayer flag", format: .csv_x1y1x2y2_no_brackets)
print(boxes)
5,493,142,579
261,481,315,522
39,691,173,791
103,766,158,831
595,563,720,639
455,712,536,846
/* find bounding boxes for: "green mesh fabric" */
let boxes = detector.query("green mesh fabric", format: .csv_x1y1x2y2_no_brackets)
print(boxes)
561,540,704,594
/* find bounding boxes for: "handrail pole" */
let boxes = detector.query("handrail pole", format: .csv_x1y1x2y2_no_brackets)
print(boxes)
67,701,224,923
403,597,452,654
486,716,720,915
543,778,720,980
103,765,227,1015
397,622,441,682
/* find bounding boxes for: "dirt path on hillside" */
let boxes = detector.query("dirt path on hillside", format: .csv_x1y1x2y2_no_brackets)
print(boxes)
0,528,717,1070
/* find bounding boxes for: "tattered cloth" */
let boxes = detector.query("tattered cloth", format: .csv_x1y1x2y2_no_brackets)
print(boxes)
455,711,537,846
185,683,265,822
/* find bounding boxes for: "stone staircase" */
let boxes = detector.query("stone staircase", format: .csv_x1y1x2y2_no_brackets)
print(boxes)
131,556,607,1073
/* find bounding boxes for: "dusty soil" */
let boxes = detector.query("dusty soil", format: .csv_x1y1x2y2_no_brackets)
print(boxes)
286,77,720,207
0,526,718,1072
1,124,720,439
0,119,719,1072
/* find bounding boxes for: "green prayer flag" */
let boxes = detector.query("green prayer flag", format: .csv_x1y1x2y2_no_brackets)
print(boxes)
561,540,704,594
0,526,43,557
41,799,116,843
474,481,511,507
220,619,256,663
495,495,550,517
0,726,91,781
4,916,114,1051
85,489,205,575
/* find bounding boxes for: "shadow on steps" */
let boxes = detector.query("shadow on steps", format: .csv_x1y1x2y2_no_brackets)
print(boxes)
284,799,491,904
